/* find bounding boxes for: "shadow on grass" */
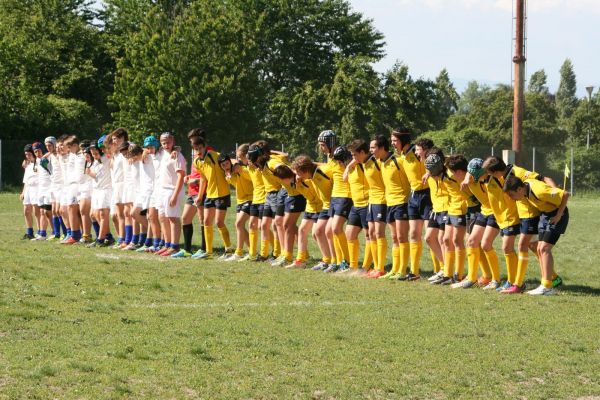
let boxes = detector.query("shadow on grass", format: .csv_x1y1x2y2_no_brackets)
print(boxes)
558,285,600,296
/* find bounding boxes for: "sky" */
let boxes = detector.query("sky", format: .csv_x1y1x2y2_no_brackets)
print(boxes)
348,0,599,96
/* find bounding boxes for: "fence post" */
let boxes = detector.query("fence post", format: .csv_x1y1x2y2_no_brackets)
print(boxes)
570,147,574,195
491,146,494,156
532,147,536,172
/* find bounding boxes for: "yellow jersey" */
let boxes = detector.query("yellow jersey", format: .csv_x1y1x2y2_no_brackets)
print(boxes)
194,150,230,199
466,180,493,216
400,145,428,191
323,158,351,198
295,178,323,214
363,156,386,205
428,176,448,213
442,170,468,216
485,176,519,229
347,163,369,207
247,164,266,204
504,164,541,219
227,165,253,204
311,167,332,210
261,154,287,193
523,179,565,213
380,153,410,206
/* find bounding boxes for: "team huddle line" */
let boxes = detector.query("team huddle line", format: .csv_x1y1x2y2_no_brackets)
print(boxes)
20,127,569,296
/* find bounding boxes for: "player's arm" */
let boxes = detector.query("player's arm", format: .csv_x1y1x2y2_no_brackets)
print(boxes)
460,172,473,191
543,176,557,188
549,191,569,225
195,176,207,207
342,159,357,182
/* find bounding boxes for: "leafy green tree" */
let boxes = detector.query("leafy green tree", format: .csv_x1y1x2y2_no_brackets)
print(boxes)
456,81,490,114
556,59,578,120
528,69,549,94
433,68,459,125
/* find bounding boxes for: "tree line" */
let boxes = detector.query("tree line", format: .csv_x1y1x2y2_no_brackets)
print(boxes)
1,0,598,188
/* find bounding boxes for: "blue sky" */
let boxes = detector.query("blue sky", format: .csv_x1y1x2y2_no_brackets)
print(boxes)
349,0,599,96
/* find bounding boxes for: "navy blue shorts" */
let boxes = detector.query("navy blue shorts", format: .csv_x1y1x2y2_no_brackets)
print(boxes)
236,201,252,215
204,195,231,210
501,224,520,237
367,204,387,223
318,209,330,220
539,208,569,245
263,191,284,218
447,214,467,227
285,194,306,213
249,203,264,218
386,203,409,223
304,212,319,221
348,206,368,228
328,197,353,218
277,188,287,216
474,213,500,229
520,216,540,235
408,189,432,220
428,211,447,230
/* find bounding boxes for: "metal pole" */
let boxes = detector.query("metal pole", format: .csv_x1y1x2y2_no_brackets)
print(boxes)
570,147,574,194
491,146,494,156
532,146,535,172
512,0,526,164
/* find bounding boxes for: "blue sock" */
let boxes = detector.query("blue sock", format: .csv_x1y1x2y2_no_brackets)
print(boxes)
52,217,61,237
67,228,72,237
92,221,100,238
153,238,161,248
26,227,33,236
165,242,171,249
59,217,67,235
139,233,147,246
171,243,180,251
132,234,139,246
40,230,47,237
145,237,153,246
118,237,124,244
106,232,113,240
159,239,165,247
124,225,132,244
72,230,82,241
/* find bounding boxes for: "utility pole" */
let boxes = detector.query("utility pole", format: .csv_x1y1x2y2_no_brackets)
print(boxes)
512,0,526,164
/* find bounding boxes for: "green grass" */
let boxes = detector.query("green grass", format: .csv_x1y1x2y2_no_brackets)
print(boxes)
1,193,600,399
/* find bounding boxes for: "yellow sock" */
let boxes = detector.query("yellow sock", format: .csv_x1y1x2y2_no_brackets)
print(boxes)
505,252,518,284
370,240,379,270
260,240,270,258
204,225,214,255
273,238,281,258
335,232,350,262
323,256,332,264
444,250,456,278
515,252,529,286
484,249,500,282
429,248,440,273
296,251,308,262
362,240,373,270
455,248,466,280
235,247,243,256
333,234,343,265
551,271,558,280
218,226,231,249
409,241,423,276
249,229,258,257
466,247,480,282
348,239,360,269
285,250,293,262
541,279,553,289
391,246,400,273
399,242,410,275
478,248,492,279
376,238,387,272
269,233,274,253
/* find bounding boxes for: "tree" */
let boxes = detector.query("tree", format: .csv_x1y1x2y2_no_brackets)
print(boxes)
456,80,490,114
556,59,578,120
433,68,459,125
528,69,549,94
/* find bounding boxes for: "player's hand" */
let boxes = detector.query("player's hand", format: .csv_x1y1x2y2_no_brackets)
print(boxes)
421,172,430,184
183,176,190,184
171,151,177,160
20,193,24,201
549,213,562,225
460,175,472,191
85,168,91,175
169,195,177,207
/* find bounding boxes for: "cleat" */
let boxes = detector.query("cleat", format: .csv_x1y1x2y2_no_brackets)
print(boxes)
123,243,139,251
500,284,526,294
482,280,501,290
496,281,512,292
61,236,78,245
104,237,116,246
311,261,328,271
477,277,492,287
160,248,175,257
145,246,158,253
552,275,563,288
86,241,100,248
395,274,409,281
46,235,58,241
527,285,556,296
439,276,454,285
225,254,243,262
323,263,338,273
271,256,288,267
79,236,93,244
452,279,476,289
22,233,35,240
155,247,170,256
136,245,149,252
369,270,386,279
380,271,396,280
119,242,128,250
112,242,121,249
97,241,110,248
31,235,46,241
285,260,307,269
194,252,212,260
170,249,191,258
336,261,350,273
238,254,252,262
191,249,207,259
428,271,444,282
407,273,421,281
251,255,269,262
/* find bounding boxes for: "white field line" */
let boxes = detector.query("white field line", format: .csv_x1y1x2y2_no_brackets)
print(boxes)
127,300,385,309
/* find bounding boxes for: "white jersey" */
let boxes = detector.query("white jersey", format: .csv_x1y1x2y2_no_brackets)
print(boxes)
77,153,93,186
125,159,140,188
48,153,63,186
65,152,82,184
23,162,37,187
91,156,112,190
161,151,186,190
140,157,155,194
36,157,52,190
111,153,125,184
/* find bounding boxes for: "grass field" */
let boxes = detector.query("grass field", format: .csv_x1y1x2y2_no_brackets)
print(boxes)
1,192,600,399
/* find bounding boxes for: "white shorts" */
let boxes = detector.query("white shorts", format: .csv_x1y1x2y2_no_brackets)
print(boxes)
111,182,125,205
38,190,52,207
161,188,184,218
123,185,136,204
92,188,112,210
134,191,152,211
22,187,38,206
151,187,164,213
78,181,93,200
64,183,79,206
50,183,62,203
